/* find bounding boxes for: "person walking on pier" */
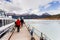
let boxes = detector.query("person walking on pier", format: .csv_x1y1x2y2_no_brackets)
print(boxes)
15,18,21,32
21,17,24,27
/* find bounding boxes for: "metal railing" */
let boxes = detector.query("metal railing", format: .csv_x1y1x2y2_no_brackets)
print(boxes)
25,23,51,40
0,22,15,38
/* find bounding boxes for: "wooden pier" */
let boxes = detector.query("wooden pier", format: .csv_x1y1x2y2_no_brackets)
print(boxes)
10,26,31,40
1,25,32,40
0,24,40,40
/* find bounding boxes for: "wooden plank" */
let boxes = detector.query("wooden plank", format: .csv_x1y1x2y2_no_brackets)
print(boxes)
1,25,40,40
0,32,12,40
10,27,31,40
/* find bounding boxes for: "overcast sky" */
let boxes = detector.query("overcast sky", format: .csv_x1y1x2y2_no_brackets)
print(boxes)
0,0,60,15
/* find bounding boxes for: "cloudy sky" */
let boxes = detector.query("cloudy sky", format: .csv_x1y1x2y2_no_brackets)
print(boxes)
0,0,60,15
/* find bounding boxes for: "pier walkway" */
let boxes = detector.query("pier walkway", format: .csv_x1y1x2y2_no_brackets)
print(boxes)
0,23,50,40
10,26,31,40
1,24,31,40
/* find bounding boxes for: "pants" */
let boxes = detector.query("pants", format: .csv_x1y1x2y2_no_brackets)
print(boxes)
21,22,24,27
17,26,20,32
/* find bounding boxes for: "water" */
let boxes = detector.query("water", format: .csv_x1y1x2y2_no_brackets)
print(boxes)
25,19,60,40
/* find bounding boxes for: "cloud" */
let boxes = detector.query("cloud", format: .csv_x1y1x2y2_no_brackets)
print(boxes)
5,0,11,2
0,0,53,14
17,0,52,10
48,1,60,10
39,1,60,11
2,0,53,10
46,9,60,15
0,0,60,15
11,0,53,14
38,0,60,15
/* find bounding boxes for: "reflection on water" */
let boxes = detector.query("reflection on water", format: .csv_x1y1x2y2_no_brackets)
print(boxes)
25,19,60,40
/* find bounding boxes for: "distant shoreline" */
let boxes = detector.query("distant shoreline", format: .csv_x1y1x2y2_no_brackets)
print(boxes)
37,18,60,20
24,18,60,20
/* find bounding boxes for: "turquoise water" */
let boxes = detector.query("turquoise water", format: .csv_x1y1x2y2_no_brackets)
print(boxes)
25,19,60,40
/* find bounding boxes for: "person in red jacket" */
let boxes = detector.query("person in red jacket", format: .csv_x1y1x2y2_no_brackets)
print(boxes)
15,18,21,32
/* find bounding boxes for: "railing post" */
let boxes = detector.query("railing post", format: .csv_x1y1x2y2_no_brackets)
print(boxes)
40,33,44,40
25,23,51,40
30,27,34,37
30,27,35,40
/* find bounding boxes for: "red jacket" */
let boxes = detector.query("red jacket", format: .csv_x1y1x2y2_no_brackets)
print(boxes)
16,19,21,26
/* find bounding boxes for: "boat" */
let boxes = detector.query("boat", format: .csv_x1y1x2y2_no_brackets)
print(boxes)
0,10,15,38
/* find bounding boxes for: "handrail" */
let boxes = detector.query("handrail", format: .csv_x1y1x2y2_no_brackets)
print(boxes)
8,23,16,40
34,27,51,40
8,27,16,40
0,22,15,39
25,23,51,40
0,22,14,36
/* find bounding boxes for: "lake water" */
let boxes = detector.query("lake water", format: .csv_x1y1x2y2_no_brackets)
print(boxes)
25,19,60,40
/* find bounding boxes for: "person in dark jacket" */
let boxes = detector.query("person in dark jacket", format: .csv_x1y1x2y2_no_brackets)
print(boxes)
15,18,21,32
20,17,24,27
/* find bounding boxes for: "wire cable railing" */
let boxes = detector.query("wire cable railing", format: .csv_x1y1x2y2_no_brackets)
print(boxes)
25,23,51,40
